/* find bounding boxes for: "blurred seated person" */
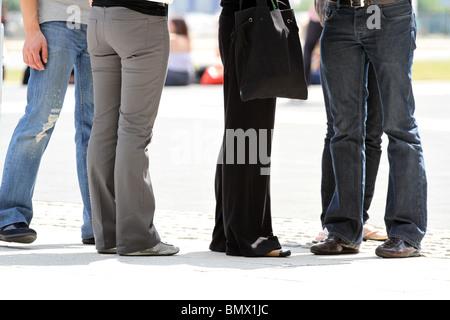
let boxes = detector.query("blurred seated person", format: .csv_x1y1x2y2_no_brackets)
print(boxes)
165,17,193,86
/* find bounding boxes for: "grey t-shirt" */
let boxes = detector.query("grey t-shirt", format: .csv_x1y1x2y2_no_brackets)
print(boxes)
38,0,91,25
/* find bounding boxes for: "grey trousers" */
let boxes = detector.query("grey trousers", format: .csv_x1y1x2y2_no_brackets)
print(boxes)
87,7,169,254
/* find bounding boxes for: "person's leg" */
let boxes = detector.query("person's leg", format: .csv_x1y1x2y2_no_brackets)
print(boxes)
210,147,226,252
317,63,385,243
73,24,95,242
366,0,427,250
319,85,334,228
362,63,383,224
0,22,75,231
319,5,368,247
87,7,122,252
211,12,283,257
210,12,231,254
105,9,170,255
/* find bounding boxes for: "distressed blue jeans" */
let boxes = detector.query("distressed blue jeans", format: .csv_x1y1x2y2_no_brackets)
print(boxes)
320,0,427,248
0,22,94,240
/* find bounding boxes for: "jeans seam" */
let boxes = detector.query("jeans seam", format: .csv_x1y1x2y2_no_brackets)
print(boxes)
76,54,93,221
406,13,415,103
357,52,366,246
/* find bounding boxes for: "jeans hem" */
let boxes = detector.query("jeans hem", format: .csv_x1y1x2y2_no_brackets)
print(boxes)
328,230,362,247
0,211,30,229
388,233,422,250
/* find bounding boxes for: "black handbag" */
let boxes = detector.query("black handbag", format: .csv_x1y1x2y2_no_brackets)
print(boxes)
233,0,308,102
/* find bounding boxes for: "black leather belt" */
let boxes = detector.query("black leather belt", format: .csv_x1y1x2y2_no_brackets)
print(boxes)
329,0,399,7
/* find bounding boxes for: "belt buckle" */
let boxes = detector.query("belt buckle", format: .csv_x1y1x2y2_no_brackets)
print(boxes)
351,0,365,7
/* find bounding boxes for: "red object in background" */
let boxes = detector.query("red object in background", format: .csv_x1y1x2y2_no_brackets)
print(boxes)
200,65,223,85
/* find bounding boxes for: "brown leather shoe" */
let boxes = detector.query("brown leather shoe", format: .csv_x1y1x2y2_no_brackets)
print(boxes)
375,238,420,258
310,235,360,255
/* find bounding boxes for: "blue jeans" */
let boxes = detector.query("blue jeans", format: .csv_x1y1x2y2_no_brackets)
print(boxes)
320,0,427,248
0,22,94,240
320,63,383,227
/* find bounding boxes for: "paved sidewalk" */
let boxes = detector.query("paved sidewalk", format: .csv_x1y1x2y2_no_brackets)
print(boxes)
1,82,450,301
0,201,449,300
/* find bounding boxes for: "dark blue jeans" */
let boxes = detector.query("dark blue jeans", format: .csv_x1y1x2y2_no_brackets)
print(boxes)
321,63,383,227
320,0,427,248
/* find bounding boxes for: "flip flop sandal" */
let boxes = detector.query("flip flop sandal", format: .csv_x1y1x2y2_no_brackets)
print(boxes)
313,228,329,243
363,225,388,241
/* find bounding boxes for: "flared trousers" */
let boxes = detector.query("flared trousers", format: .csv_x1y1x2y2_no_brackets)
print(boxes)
210,11,282,257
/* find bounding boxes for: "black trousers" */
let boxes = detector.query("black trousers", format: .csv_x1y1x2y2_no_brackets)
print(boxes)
209,11,281,257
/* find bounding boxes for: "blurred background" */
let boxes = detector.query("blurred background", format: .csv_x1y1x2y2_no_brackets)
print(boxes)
1,0,450,84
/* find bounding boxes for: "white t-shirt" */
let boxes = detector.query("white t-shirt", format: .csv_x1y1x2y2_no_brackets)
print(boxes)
38,0,91,25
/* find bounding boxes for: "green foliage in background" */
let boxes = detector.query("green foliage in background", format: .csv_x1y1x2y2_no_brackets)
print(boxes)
3,0,21,11
419,0,449,13
413,60,450,80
